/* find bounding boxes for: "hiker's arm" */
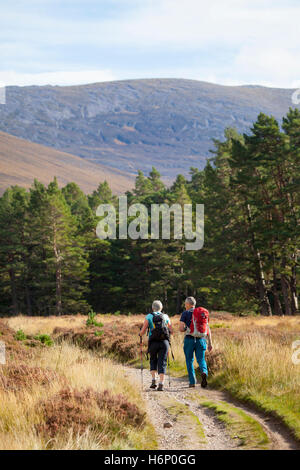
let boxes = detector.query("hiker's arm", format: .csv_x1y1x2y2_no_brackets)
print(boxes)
179,321,186,333
207,325,213,351
139,319,149,337
168,321,173,335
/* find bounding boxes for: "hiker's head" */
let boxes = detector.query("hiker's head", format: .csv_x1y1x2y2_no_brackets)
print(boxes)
185,296,196,310
152,300,163,312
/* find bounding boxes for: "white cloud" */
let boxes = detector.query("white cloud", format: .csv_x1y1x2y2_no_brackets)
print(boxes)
1,0,300,87
2,1,299,49
90,0,300,48
0,70,116,87
233,46,300,88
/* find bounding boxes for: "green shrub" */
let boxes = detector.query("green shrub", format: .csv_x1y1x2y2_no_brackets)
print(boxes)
86,309,103,328
15,329,27,341
94,330,104,337
34,334,53,346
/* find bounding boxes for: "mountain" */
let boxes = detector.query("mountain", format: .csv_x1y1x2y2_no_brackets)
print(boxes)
0,79,297,179
0,131,134,195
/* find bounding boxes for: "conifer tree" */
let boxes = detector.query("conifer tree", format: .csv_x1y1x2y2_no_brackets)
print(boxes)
28,179,89,315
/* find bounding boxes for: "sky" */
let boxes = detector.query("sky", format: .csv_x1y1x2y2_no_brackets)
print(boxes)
0,0,300,89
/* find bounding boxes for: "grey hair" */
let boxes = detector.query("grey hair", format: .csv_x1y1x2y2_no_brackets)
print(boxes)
185,296,196,307
152,300,163,312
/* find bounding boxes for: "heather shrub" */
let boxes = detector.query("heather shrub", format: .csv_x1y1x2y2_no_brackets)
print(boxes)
0,365,63,392
37,387,146,442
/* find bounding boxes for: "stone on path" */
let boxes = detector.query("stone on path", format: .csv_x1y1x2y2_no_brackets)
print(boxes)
163,422,173,429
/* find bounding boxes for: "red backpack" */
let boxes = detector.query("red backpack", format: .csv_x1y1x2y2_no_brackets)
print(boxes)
189,307,209,338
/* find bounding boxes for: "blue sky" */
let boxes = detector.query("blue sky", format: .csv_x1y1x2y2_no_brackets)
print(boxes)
0,0,300,88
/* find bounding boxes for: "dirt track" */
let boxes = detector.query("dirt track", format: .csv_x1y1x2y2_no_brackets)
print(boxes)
124,366,300,451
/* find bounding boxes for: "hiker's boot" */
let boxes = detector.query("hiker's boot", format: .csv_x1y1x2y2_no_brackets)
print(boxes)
189,384,196,388
150,380,157,389
157,383,164,391
201,373,208,388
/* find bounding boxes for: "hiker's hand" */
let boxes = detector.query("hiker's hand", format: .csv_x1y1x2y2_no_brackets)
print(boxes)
208,345,213,352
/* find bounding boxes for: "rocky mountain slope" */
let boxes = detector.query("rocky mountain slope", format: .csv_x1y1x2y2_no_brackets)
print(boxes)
0,79,297,179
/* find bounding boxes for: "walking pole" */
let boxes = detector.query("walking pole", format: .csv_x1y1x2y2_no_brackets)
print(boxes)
168,351,171,388
169,341,175,361
139,335,143,391
168,338,175,388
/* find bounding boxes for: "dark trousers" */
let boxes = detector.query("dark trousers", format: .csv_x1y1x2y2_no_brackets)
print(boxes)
149,339,169,375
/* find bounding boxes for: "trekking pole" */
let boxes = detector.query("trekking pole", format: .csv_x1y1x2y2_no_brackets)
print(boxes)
139,335,143,390
167,352,171,388
167,338,175,388
170,344,175,361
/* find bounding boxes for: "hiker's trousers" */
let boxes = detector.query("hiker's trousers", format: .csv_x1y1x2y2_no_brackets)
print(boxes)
149,339,169,375
183,336,208,385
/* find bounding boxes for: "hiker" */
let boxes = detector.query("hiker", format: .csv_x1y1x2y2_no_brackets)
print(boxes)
139,300,173,391
179,297,213,388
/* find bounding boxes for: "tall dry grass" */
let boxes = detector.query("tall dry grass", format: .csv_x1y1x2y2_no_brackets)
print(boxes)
5,313,300,441
7,314,99,335
0,340,156,450
168,315,300,439
209,331,300,439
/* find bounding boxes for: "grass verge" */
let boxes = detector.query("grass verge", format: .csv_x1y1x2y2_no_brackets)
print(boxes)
191,396,270,450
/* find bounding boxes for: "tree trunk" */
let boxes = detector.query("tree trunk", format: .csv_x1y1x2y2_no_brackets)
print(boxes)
164,288,168,315
25,284,33,316
176,287,181,314
9,267,18,315
272,267,283,316
280,274,292,316
53,223,63,316
55,265,62,315
257,270,272,316
246,204,272,316
290,258,299,315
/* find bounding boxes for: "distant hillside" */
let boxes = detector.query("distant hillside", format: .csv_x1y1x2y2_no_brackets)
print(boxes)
0,79,297,179
0,131,134,195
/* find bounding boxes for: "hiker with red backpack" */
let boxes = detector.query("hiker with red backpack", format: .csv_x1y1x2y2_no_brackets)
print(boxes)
179,297,213,388
139,300,173,391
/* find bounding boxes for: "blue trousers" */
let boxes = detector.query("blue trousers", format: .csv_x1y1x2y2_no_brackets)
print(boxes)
183,336,208,385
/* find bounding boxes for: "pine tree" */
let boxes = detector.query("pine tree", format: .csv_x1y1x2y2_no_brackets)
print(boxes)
0,186,29,315
149,167,165,193
28,179,89,315
88,180,117,211
282,108,300,314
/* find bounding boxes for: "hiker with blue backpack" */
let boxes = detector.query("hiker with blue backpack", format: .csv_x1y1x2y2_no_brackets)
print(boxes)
179,297,213,388
139,300,173,391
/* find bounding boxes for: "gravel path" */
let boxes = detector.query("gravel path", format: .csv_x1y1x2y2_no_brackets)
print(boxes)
123,366,300,451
